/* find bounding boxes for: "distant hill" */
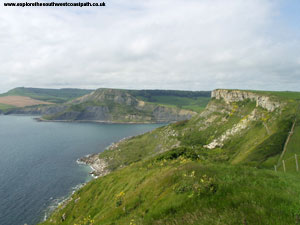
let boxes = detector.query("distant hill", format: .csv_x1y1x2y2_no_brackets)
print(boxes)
0,96,52,108
40,88,198,123
130,89,211,113
0,87,94,103
4,88,210,123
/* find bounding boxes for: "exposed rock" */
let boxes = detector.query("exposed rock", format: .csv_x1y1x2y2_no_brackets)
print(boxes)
61,213,66,222
212,89,281,112
204,109,258,149
74,197,80,203
78,154,110,177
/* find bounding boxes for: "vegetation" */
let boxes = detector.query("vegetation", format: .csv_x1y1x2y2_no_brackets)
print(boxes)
41,159,300,225
0,103,16,112
0,87,93,103
40,88,200,122
129,89,211,99
131,90,211,113
275,105,300,173
253,90,300,100
41,89,300,225
137,96,210,112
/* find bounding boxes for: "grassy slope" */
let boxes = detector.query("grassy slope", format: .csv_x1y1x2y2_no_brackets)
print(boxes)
137,96,210,113
0,103,16,111
99,125,179,170
41,159,300,225
41,90,300,225
276,106,300,173
0,87,93,103
130,89,211,113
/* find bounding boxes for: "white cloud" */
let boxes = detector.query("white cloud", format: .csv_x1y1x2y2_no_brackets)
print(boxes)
0,0,300,92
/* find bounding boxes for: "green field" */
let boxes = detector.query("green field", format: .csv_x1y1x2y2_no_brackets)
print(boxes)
253,90,300,100
0,103,16,111
0,87,93,103
131,89,211,113
138,96,210,112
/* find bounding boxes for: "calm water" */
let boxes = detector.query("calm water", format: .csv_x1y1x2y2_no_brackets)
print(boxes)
0,115,163,225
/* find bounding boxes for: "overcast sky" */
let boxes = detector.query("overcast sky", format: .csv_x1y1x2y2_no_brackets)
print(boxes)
0,0,300,92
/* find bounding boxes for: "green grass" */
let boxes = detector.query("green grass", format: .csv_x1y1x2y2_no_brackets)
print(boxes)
99,125,178,170
137,96,210,113
0,103,16,111
277,122,300,173
40,159,300,225
253,90,300,101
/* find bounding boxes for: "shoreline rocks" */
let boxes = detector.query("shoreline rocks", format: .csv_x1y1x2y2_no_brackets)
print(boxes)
77,154,110,178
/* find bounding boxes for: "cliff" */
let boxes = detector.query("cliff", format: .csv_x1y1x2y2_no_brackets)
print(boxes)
212,89,281,111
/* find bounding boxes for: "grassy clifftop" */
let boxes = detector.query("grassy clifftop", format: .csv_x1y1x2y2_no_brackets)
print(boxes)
41,89,300,225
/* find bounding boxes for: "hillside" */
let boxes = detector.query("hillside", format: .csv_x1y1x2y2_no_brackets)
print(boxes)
41,89,300,225
0,103,16,112
129,90,211,112
0,96,52,107
41,89,197,123
5,89,201,123
0,87,94,103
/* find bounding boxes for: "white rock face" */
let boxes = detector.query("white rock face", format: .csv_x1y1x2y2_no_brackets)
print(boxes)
204,109,258,149
211,89,280,112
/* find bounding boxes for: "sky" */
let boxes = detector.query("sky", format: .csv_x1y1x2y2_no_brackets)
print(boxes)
0,0,300,93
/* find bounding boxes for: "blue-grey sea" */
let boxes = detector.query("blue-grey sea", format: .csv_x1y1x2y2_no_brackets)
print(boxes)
0,115,163,225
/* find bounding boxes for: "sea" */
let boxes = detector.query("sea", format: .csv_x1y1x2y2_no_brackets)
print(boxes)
0,115,163,225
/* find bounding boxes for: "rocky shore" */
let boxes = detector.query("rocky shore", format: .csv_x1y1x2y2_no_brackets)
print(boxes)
77,154,110,178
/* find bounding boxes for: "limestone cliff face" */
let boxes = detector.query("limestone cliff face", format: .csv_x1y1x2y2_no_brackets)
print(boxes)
212,89,281,112
200,89,285,150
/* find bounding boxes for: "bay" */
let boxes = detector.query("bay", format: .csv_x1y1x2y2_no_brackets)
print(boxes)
0,115,163,225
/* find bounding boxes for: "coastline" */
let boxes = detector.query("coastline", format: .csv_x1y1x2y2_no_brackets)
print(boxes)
77,154,110,178
76,135,133,177
43,183,87,222
35,117,166,124
41,124,161,223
